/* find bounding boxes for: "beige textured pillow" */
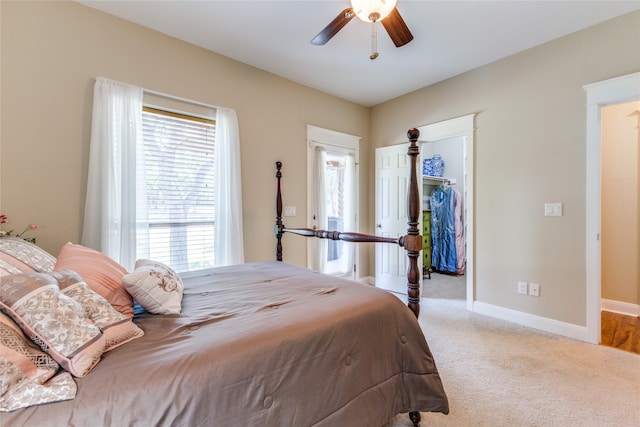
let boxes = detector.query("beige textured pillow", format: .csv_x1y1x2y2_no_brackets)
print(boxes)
54,242,133,319
122,259,184,315
0,272,106,377
52,270,144,352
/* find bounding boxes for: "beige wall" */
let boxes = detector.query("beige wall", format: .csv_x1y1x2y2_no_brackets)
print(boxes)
370,11,640,326
2,2,639,328
0,1,370,272
601,100,640,305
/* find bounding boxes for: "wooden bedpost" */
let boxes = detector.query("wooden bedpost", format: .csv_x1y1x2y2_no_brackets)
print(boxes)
409,410,421,426
405,128,422,319
275,161,284,261
406,128,423,427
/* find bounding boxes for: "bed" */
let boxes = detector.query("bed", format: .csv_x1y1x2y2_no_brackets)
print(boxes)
0,129,448,426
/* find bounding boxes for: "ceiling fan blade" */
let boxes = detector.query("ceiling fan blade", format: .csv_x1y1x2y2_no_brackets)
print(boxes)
311,8,355,45
381,7,413,47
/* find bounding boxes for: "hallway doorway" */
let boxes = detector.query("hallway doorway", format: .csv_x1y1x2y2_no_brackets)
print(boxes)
584,72,640,344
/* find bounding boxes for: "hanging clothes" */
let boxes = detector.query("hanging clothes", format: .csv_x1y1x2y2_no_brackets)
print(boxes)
453,187,465,274
430,186,457,273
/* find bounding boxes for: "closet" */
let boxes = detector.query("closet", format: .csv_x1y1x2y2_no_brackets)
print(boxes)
421,137,465,277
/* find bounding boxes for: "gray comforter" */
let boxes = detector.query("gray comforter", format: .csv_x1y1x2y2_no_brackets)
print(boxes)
1,261,448,426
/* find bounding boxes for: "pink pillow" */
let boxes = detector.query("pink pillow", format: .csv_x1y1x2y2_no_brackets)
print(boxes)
54,243,133,319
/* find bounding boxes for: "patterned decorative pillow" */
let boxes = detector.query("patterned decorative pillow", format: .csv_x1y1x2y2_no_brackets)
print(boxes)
52,270,144,352
54,242,133,319
0,358,77,412
0,237,56,276
122,259,184,315
0,254,31,277
0,311,59,383
0,312,77,411
0,272,106,377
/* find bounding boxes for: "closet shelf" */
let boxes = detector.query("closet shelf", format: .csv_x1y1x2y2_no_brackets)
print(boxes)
423,176,455,185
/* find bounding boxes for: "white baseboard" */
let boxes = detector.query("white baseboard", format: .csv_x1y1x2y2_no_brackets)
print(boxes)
473,301,591,343
601,299,640,316
359,276,375,286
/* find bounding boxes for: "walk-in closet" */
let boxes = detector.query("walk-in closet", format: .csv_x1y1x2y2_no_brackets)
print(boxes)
421,137,466,278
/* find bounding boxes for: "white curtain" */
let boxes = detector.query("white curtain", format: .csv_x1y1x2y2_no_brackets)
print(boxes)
314,147,328,273
82,77,144,270
340,153,356,275
213,107,245,266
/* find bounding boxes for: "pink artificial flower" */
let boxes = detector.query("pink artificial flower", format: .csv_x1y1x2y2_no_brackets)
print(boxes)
0,216,37,244
16,224,37,239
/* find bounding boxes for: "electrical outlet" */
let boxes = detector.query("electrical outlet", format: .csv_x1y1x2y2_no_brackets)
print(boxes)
517,281,528,295
283,206,296,217
529,283,540,297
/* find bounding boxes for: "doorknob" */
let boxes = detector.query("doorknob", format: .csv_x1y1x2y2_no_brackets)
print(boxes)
376,224,382,228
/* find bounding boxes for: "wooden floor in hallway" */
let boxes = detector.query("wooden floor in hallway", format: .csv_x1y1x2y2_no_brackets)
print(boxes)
601,310,640,355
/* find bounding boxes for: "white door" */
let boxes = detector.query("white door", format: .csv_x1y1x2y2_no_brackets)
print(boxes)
375,144,413,293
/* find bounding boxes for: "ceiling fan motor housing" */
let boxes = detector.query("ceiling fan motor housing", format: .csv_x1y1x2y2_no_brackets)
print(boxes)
351,0,398,23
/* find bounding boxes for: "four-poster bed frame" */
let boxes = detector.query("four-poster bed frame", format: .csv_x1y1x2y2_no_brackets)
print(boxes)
0,129,447,427
274,128,425,427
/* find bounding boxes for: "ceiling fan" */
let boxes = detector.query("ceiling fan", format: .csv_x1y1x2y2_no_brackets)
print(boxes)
311,0,413,60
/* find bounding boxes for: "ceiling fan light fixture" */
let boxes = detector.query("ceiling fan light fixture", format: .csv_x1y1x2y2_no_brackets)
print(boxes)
350,0,398,23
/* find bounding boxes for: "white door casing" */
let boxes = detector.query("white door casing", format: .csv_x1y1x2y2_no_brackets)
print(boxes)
418,114,476,310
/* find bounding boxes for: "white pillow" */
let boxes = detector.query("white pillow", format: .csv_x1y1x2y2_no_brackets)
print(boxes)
122,259,183,315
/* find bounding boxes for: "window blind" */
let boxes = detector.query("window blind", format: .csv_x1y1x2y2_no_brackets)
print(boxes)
140,107,216,273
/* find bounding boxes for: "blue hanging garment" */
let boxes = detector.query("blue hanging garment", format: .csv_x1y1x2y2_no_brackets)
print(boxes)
430,186,457,272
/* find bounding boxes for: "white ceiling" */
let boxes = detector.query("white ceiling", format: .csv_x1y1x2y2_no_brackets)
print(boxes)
77,1,640,107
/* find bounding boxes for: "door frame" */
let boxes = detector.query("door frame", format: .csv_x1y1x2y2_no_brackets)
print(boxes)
418,114,476,310
583,72,640,344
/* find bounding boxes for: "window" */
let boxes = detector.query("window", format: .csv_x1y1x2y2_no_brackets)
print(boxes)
140,107,216,273
84,79,243,273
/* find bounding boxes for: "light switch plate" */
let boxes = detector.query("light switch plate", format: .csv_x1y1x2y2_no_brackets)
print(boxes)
517,281,528,295
544,203,562,217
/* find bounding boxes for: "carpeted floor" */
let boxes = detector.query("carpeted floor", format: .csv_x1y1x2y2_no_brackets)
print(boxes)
384,273,640,427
